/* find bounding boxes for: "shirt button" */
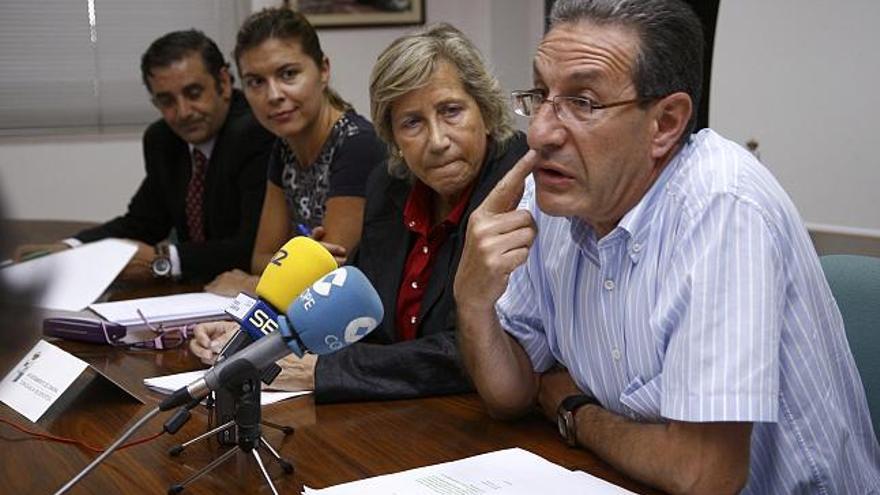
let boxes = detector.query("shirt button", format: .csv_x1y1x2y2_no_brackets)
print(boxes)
422,246,429,255
611,348,621,361
410,316,417,325
632,243,642,253
411,281,419,289
603,279,615,291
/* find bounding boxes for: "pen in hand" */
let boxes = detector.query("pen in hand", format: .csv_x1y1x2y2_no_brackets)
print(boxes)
20,249,52,262
0,250,49,268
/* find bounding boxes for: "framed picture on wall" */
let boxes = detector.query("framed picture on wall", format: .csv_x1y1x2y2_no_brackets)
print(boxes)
291,0,425,28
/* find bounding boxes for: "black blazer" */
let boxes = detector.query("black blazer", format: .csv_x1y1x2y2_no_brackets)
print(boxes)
314,132,529,403
76,91,274,281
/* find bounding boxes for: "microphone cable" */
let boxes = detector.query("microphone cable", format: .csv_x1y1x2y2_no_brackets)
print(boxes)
52,396,199,495
0,417,164,452
53,405,161,495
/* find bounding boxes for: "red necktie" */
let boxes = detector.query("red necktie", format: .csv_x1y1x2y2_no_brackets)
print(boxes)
186,148,207,242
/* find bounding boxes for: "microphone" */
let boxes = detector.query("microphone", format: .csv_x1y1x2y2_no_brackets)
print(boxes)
226,236,337,342
161,266,383,410
214,237,337,444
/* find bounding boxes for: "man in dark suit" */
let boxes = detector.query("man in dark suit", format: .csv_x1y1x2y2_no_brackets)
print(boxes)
16,30,273,282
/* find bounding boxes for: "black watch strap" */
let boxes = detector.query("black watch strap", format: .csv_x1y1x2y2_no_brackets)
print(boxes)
557,394,599,447
560,394,597,412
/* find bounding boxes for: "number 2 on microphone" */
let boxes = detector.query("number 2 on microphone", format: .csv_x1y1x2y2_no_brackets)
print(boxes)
271,248,289,267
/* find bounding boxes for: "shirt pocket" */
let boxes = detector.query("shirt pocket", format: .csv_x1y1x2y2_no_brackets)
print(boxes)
619,374,664,422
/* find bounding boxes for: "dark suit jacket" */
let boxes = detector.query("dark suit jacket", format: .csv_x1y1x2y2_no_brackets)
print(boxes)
314,132,529,403
76,90,274,281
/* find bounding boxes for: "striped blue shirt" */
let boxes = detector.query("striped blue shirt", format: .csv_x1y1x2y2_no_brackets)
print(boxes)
497,129,880,493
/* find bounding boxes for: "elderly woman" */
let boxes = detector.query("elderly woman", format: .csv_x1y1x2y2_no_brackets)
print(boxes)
191,23,527,402
204,7,384,295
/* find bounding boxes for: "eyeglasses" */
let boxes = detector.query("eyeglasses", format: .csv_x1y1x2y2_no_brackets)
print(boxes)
100,310,193,351
511,90,654,122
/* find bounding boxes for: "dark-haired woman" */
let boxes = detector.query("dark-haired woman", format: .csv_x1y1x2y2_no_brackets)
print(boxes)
205,7,384,295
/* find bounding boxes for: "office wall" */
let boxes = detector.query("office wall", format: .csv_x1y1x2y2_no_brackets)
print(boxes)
2,0,877,253
711,0,880,239
0,0,542,222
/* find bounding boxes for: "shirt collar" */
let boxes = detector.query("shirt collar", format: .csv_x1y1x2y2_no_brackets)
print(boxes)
403,180,475,236
569,136,692,264
618,137,690,262
188,137,216,162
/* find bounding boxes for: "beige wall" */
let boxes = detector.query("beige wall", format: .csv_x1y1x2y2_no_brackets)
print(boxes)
711,0,880,237
0,0,542,222
2,0,877,254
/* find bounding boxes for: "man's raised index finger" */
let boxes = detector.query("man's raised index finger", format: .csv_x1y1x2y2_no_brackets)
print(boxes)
482,149,537,214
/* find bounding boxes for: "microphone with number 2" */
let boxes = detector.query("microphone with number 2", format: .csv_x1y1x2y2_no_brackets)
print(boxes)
161,266,383,410
226,236,338,345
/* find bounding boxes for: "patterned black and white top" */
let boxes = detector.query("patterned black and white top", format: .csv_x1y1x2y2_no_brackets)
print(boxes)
267,110,385,231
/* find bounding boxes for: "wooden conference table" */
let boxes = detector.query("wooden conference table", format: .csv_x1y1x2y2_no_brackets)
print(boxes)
0,221,660,494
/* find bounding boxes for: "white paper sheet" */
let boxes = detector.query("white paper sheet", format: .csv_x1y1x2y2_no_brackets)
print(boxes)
90,292,233,327
0,340,90,422
0,238,137,311
569,470,639,493
143,369,310,406
302,447,637,494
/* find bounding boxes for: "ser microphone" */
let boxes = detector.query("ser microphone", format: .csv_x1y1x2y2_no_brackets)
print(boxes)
52,240,343,494
225,236,337,342
213,237,337,444
161,266,382,410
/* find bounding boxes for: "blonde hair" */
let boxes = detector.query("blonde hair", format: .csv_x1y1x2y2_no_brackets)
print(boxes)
369,23,515,178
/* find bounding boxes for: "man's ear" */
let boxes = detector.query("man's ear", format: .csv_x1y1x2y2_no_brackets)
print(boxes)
650,92,692,159
218,66,233,100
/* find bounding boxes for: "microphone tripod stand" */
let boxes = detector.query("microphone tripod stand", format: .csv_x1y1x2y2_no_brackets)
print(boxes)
167,370,294,495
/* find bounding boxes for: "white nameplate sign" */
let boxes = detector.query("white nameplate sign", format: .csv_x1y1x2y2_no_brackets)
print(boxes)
0,340,89,422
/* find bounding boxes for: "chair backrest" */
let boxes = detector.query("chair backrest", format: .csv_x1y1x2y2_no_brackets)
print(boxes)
820,254,880,438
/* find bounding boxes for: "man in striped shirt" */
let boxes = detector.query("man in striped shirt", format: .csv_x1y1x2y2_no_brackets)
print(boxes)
454,0,880,493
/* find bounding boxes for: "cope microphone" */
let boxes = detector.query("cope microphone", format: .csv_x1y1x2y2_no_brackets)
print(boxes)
226,236,337,341
161,266,383,411
215,237,337,444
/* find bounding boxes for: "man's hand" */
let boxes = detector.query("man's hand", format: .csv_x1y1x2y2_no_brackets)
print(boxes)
117,240,156,281
311,226,347,265
205,269,258,296
268,354,318,391
189,321,239,365
13,243,69,262
454,150,538,312
452,151,541,419
537,367,584,421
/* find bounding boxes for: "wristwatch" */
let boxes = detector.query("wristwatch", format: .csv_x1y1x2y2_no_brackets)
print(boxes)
151,244,172,279
557,394,599,447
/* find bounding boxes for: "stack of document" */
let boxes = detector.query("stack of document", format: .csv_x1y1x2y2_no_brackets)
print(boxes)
303,447,637,494
90,292,233,328
144,369,310,406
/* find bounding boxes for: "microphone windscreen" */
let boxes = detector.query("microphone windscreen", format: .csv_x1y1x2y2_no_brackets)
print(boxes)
256,236,337,311
286,266,383,355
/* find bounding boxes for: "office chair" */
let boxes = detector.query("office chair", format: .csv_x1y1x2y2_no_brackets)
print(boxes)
820,254,880,439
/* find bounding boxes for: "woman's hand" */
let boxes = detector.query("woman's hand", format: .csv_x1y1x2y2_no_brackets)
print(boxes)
311,226,348,265
266,354,319,391
204,269,259,296
189,321,239,365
